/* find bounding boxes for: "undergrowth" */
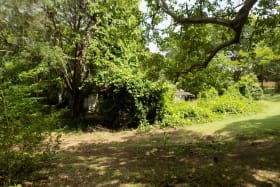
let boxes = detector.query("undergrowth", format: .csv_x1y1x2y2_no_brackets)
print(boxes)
0,89,62,186
162,86,263,127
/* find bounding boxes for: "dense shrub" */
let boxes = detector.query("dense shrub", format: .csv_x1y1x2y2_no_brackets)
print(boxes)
163,101,217,127
235,74,263,100
90,70,167,128
0,88,61,186
162,86,261,127
197,87,219,99
162,87,216,127
212,88,255,114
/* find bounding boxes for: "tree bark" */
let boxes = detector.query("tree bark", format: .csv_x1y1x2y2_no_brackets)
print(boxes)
72,87,81,118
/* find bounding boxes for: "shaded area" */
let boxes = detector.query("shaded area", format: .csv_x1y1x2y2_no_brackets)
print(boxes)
215,115,280,140
262,94,280,102
30,118,280,186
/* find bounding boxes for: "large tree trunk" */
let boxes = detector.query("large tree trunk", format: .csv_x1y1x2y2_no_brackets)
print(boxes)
71,53,83,118
72,88,81,118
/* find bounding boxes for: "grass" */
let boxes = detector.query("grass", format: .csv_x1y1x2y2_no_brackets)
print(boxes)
182,94,280,135
29,94,280,187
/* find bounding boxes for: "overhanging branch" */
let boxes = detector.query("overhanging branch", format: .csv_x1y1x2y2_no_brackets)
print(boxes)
160,0,258,71
189,37,238,72
161,0,232,29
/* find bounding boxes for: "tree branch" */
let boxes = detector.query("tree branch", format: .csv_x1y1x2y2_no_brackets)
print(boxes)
160,0,232,29
189,37,238,72
160,0,258,71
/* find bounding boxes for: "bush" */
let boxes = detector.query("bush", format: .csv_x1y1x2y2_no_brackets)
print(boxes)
0,88,60,186
235,74,263,100
162,86,261,127
212,87,243,114
90,71,167,128
163,101,218,127
176,62,233,96
197,87,219,100
163,87,218,127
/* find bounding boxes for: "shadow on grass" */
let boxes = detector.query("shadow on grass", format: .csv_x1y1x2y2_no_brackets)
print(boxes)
33,127,280,187
263,94,280,102
215,114,280,140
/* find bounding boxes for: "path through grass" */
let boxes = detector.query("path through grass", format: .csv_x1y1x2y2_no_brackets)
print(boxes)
31,95,280,187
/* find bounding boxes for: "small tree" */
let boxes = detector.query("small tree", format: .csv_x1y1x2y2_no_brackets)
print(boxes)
0,86,61,186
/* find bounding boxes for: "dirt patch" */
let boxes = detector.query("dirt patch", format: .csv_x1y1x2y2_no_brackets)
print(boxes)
29,127,280,187
60,128,184,151
60,130,137,150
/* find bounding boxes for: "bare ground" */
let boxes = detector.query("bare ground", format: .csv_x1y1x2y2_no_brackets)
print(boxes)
25,126,280,187
25,95,280,186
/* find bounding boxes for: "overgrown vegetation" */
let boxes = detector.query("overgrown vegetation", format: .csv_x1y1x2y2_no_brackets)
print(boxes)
30,94,280,187
163,76,263,127
91,71,166,128
0,88,61,186
0,0,279,185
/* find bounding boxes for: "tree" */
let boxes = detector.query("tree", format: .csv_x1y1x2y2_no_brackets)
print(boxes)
0,0,146,118
0,3,61,184
145,0,279,72
0,0,148,182
42,0,146,117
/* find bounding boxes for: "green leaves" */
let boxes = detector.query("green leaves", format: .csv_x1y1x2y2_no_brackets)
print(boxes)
254,45,277,64
0,85,61,186
163,85,261,127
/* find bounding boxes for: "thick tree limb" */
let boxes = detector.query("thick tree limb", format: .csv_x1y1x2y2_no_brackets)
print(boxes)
188,37,238,72
160,0,258,72
161,0,232,29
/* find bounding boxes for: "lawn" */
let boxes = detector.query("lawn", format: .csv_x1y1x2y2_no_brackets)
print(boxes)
30,95,280,187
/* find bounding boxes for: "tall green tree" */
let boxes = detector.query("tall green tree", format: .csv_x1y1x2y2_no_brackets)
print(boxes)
42,0,146,117
145,0,279,71
1,0,146,117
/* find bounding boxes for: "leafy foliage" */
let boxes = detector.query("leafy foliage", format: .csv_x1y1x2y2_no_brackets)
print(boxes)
90,68,166,128
174,55,234,95
235,74,263,100
0,87,61,186
163,86,261,127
